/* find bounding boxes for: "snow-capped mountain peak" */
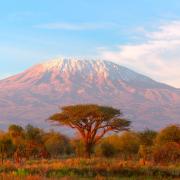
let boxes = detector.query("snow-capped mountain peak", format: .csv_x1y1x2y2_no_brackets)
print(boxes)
29,58,172,89
0,58,179,131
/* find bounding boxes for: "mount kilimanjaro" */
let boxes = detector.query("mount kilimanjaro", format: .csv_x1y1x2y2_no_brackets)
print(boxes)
0,58,180,131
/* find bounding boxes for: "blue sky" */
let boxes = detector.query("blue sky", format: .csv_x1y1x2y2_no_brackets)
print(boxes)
1,0,180,87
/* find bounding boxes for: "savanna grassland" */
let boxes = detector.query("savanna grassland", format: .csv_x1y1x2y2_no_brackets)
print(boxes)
0,105,179,179
0,158,179,180
0,124,179,179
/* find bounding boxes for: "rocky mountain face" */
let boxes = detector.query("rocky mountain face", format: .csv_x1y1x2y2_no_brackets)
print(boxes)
0,58,180,131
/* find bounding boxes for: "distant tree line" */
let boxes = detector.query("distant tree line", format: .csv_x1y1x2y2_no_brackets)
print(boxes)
0,104,179,165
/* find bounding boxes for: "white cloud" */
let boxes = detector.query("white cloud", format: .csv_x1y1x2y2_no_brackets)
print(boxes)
99,21,180,88
35,22,117,30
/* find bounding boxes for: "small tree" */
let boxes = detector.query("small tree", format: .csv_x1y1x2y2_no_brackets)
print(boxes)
155,125,180,145
25,125,44,159
153,125,180,164
8,124,24,145
96,141,117,158
138,129,157,162
8,124,25,163
49,104,130,158
153,142,180,164
71,138,85,157
0,134,14,164
118,131,140,160
44,131,72,158
138,129,157,146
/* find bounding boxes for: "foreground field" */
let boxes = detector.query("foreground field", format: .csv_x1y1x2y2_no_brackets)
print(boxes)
0,158,179,180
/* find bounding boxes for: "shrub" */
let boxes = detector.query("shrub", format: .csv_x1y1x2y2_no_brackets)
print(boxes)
155,125,180,145
138,129,157,146
118,132,140,159
138,145,152,161
96,141,117,158
153,142,180,164
71,139,85,157
44,132,72,158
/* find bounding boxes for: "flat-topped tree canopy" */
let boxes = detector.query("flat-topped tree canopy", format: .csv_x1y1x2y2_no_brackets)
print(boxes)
49,104,131,158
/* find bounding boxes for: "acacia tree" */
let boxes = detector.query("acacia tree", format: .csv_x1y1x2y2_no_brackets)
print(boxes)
49,104,130,158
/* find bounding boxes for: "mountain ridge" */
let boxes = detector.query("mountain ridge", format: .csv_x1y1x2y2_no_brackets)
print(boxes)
0,58,179,132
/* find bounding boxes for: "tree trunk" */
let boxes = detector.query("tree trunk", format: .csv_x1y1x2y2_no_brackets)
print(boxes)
84,143,93,158
1,153,4,164
1,148,4,164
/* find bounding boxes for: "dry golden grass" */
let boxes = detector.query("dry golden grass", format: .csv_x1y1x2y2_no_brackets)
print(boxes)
0,158,179,179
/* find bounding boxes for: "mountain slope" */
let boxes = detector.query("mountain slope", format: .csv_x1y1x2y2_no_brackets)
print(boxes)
0,58,179,131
